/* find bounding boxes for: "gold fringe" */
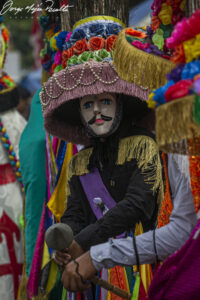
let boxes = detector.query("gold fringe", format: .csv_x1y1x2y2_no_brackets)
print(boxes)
66,135,164,210
113,29,174,91
156,95,200,154
41,68,50,85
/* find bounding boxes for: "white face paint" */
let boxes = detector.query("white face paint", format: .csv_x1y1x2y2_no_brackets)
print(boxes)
80,93,117,136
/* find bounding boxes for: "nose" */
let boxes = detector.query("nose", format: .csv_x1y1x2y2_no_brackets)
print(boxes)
93,101,101,115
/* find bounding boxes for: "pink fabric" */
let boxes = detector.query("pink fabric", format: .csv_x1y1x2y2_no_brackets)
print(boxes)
27,204,46,298
148,219,200,300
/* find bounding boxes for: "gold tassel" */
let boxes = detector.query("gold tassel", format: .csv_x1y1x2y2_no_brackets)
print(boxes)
156,95,200,154
117,135,164,209
65,136,164,210
113,29,174,91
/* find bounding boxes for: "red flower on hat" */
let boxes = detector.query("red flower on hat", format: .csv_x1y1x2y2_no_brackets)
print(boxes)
62,48,74,67
105,35,117,51
88,37,105,51
73,39,88,55
165,79,193,102
151,16,161,30
126,28,147,38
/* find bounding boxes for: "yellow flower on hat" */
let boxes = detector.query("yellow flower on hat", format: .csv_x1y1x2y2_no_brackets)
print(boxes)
147,92,156,109
158,3,173,25
183,34,200,63
45,29,54,41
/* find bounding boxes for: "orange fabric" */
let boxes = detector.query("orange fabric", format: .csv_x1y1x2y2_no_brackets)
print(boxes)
110,266,128,300
158,153,173,228
189,155,200,212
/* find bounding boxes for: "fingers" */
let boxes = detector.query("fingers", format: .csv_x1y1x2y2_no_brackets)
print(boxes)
61,265,91,292
53,250,71,267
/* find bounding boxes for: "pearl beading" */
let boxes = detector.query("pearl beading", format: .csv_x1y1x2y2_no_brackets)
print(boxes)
40,61,120,110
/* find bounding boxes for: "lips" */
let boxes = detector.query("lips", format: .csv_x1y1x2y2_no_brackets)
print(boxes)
95,118,104,124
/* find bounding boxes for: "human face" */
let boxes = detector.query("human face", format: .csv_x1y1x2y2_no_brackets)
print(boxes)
80,93,117,136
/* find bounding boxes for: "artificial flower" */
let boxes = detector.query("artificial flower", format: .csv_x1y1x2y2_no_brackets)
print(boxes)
45,29,54,41
62,48,74,66
105,35,117,51
126,28,147,39
167,64,184,82
131,41,150,50
183,34,200,63
65,32,72,43
158,3,173,25
55,31,68,50
194,75,200,94
151,16,161,30
70,28,86,44
88,37,104,51
2,28,9,43
181,61,200,80
171,44,185,64
165,79,193,101
54,65,63,73
50,32,60,51
78,51,94,63
106,23,122,36
147,92,156,108
73,38,88,54
154,80,175,105
89,24,105,37
67,55,79,66
152,29,164,51
151,0,162,16
54,51,62,65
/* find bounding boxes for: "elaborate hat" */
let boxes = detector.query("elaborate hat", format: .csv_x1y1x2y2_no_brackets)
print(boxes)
147,9,200,155
113,0,185,91
40,16,149,144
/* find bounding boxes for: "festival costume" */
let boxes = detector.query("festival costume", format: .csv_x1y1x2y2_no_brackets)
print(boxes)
41,15,164,298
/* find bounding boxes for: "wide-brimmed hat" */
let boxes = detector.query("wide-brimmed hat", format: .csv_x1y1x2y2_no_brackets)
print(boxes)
147,9,200,155
40,16,150,144
112,0,185,91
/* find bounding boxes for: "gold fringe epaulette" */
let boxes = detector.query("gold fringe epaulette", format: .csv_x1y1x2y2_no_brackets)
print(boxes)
66,135,164,210
156,95,200,154
113,29,174,91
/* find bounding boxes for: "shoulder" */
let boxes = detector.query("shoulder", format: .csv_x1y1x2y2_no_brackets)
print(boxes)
117,135,159,166
67,146,93,177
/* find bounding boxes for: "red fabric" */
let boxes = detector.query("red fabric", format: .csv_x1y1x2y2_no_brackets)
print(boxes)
0,211,23,300
0,163,15,185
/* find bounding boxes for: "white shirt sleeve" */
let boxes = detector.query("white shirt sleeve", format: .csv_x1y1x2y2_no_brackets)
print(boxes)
90,154,197,271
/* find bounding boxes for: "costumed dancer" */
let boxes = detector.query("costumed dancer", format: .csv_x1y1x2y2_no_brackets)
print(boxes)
0,19,27,300
40,14,164,298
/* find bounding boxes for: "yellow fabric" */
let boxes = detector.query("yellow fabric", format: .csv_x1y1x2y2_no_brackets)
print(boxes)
73,16,126,30
45,260,58,293
47,143,73,221
107,269,112,300
41,242,50,269
0,35,5,69
134,223,153,293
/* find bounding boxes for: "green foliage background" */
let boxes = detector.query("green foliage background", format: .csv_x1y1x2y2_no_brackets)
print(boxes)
3,0,37,69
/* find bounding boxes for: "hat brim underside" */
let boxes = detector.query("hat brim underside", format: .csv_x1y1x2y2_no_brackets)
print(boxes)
41,61,149,143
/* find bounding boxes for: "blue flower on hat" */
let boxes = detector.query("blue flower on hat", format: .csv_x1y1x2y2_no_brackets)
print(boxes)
70,28,86,44
153,80,174,105
55,31,69,50
89,23,105,37
167,64,184,82
181,60,200,80
106,23,122,36
39,15,51,31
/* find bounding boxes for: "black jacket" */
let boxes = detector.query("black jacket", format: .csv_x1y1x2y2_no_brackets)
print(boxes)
61,127,161,251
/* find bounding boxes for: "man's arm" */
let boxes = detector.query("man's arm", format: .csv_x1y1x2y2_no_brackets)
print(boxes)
90,154,197,270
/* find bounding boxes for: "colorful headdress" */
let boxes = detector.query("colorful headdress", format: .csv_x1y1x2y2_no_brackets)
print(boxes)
40,16,150,144
113,0,185,91
147,9,200,155
0,17,9,70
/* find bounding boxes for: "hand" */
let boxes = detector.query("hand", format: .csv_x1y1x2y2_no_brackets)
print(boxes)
61,251,97,292
53,249,71,270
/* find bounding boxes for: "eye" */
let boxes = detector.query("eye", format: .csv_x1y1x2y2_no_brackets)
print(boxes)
83,101,92,109
102,99,111,105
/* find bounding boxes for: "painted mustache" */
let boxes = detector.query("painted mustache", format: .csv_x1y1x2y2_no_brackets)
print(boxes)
88,114,113,125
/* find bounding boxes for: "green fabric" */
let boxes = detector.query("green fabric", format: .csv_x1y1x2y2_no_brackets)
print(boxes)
49,270,63,300
19,88,46,276
193,94,200,125
131,273,140,300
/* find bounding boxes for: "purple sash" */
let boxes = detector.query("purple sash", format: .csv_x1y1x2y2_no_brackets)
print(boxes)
79,168,117,220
